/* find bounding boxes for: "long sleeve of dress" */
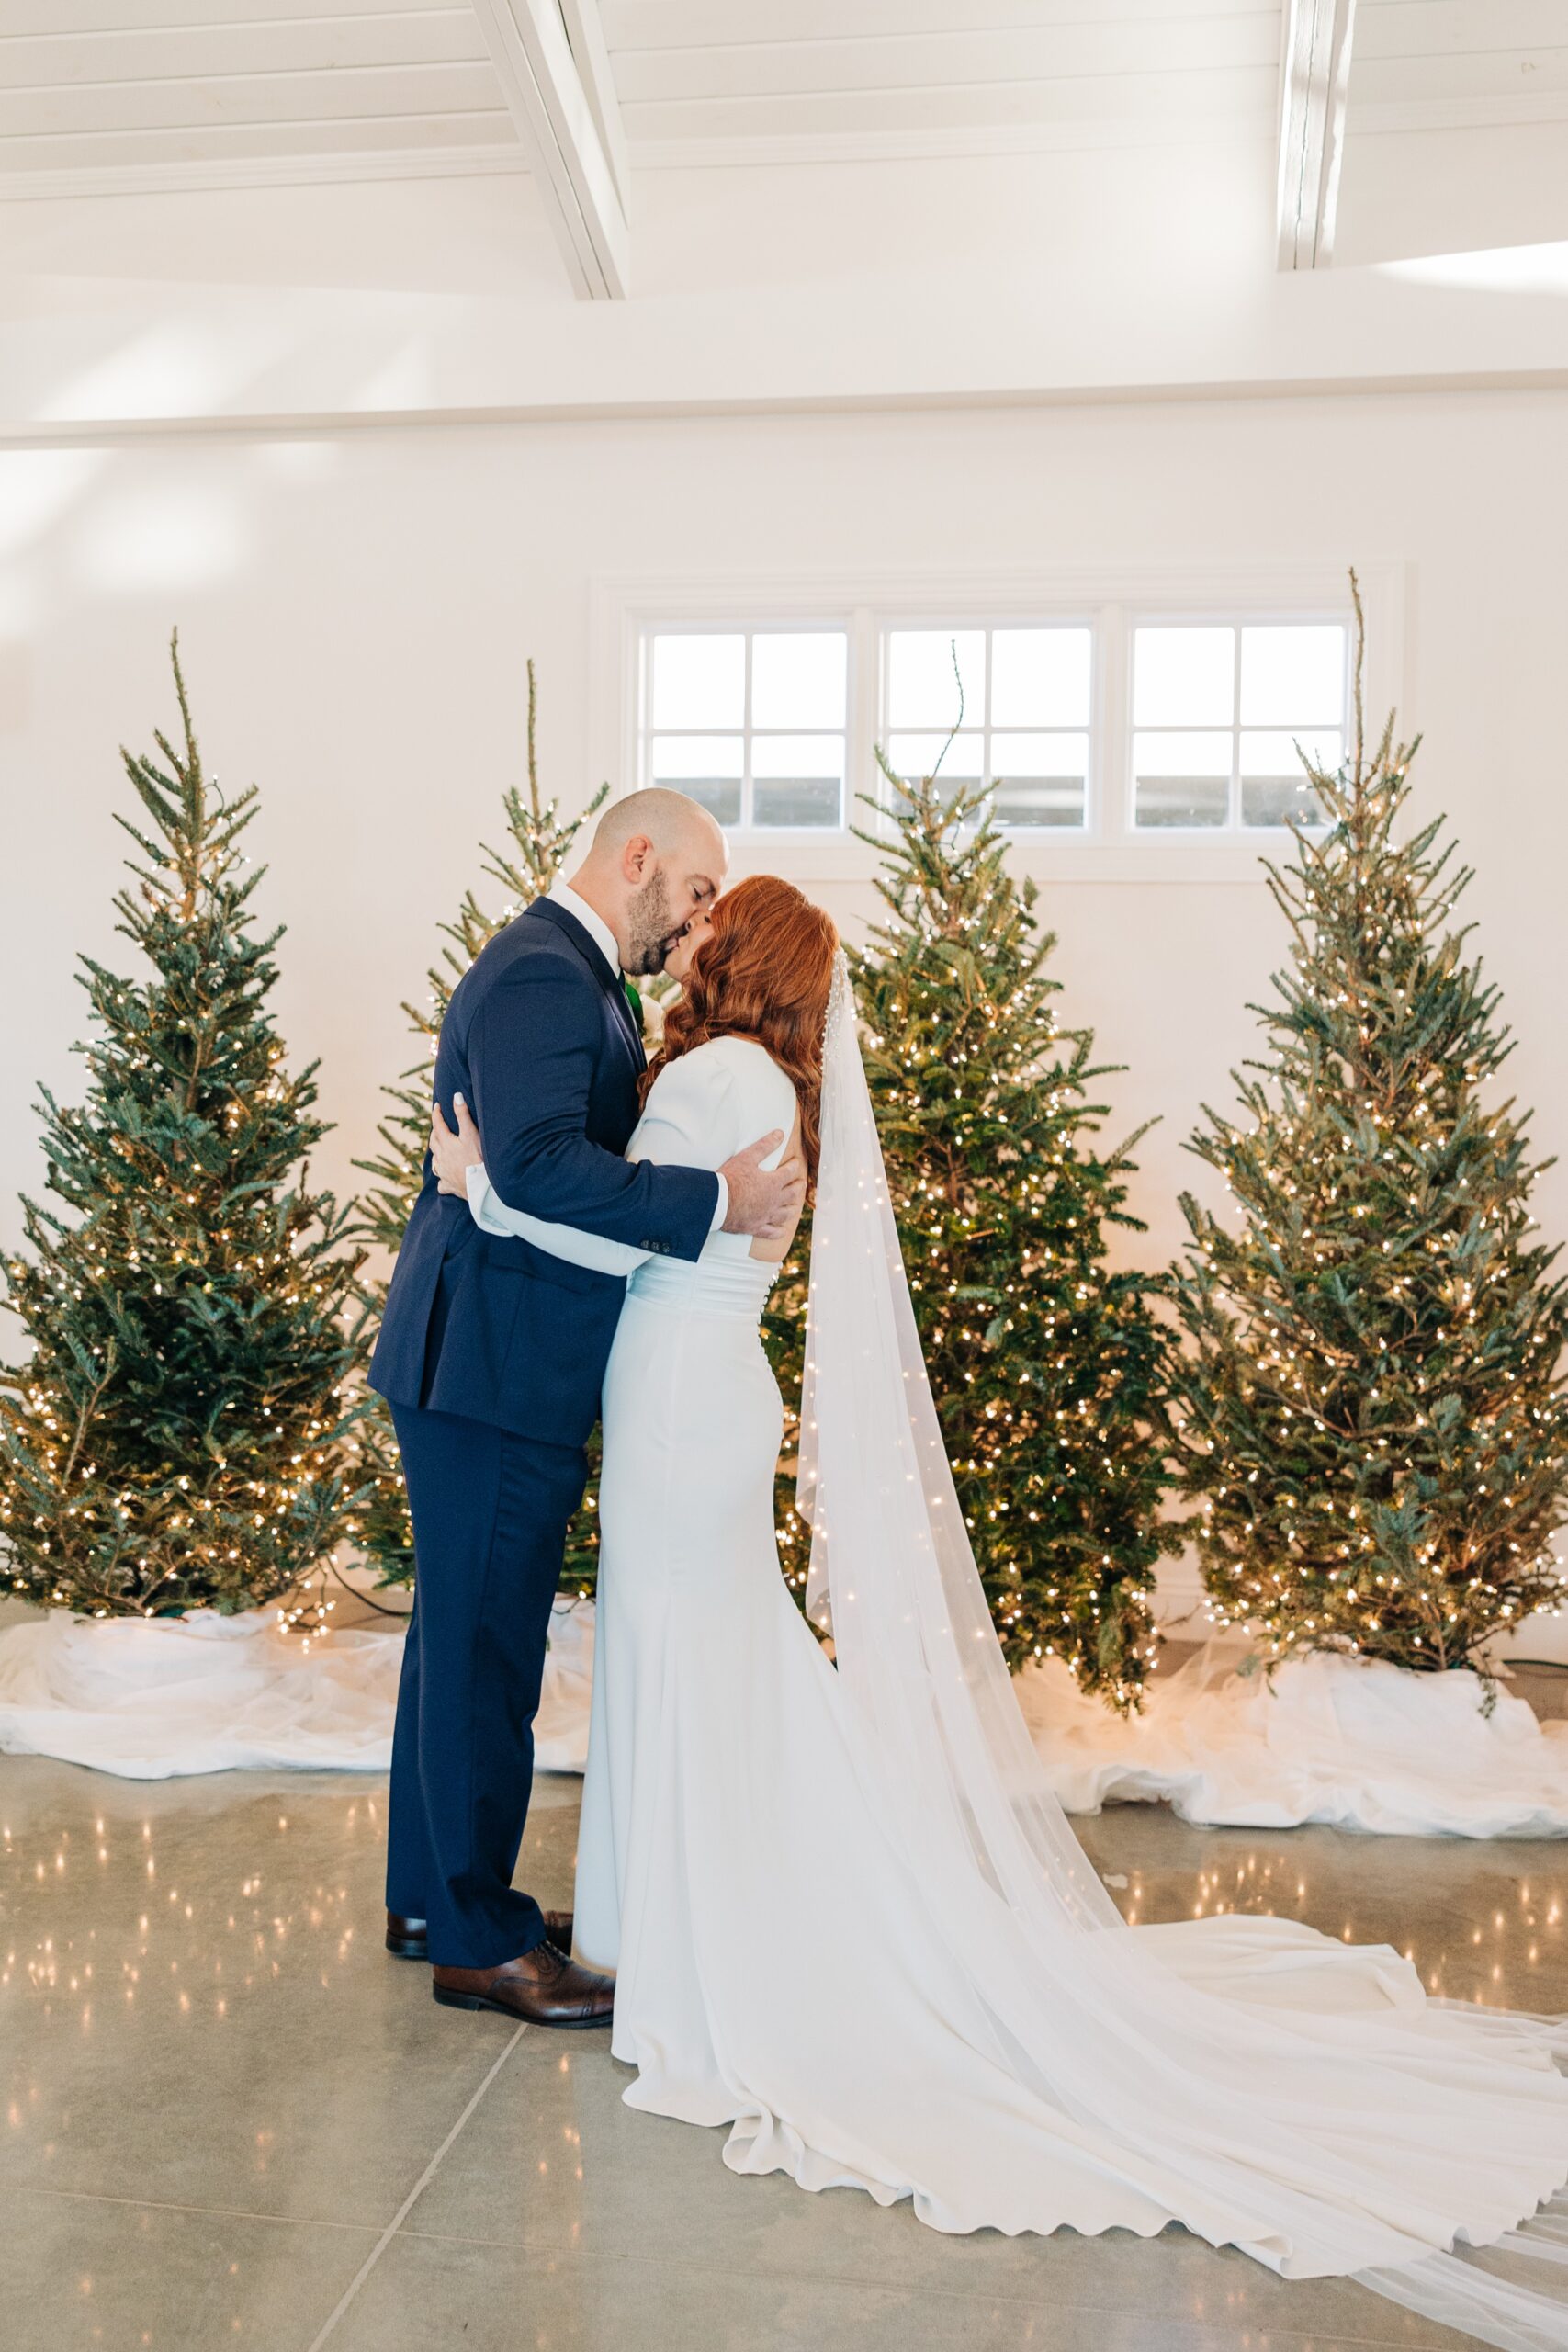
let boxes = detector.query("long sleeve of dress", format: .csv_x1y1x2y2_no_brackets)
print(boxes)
464,1166,647,1277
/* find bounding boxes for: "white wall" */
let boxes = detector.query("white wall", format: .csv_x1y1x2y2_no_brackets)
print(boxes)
4,388,1566,1646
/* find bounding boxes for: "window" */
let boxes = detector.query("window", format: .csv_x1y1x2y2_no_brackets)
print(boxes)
1131,621,1347,830
619,588,1370,853
884,625,1091,829
639,627,849,831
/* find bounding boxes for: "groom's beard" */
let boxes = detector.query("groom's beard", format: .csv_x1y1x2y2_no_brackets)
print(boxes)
625,869,681,977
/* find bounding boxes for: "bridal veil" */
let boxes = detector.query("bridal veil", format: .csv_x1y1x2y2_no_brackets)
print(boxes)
796,948,1568,2350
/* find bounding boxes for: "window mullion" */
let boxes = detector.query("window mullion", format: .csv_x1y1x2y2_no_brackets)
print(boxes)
1231,626,1244,831
1100,603,1129,841
636,630,649,794
853,605,883,839
741,631,754,831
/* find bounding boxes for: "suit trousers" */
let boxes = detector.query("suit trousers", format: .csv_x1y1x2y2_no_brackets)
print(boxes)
386,1402,588,1968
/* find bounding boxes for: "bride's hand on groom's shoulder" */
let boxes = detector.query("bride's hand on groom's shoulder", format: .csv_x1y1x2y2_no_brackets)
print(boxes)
430,1094,484,1196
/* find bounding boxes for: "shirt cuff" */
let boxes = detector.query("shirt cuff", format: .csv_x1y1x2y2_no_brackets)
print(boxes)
709,1173,728,1235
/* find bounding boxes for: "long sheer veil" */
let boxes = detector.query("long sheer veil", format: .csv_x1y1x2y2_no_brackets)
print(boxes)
795,948,1568,2350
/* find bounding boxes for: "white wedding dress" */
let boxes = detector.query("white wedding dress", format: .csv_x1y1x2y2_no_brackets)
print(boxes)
466,1007,1568,2350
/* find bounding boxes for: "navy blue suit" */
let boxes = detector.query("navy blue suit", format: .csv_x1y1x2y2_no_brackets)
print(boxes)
370,897,717,1966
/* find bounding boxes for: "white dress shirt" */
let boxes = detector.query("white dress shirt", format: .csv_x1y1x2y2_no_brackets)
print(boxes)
547,876,728,1233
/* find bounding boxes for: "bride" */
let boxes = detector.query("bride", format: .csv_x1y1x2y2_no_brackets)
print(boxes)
429,871,1568,2351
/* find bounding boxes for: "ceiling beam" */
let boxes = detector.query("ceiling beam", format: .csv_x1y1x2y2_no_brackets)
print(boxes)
1277,0,1357,270
557,0,632,220
469,0,630,299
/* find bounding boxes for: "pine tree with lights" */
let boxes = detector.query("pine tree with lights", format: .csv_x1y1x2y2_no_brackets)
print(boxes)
353,662,609,1588
0,637,367,1620
1171,586,1568,1679
770,756,1180,1710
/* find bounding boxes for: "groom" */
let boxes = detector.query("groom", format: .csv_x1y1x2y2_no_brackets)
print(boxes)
369,789,803,2026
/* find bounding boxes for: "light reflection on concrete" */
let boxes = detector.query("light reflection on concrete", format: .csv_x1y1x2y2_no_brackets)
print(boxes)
1,1750,1557,2349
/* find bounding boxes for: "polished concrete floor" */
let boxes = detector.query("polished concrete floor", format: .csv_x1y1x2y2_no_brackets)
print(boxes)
2,1754,1564,2352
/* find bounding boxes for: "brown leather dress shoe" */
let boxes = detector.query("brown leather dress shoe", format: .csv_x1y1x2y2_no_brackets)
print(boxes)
385,1911,428,1960
433,1943,614,2028
386,1908,574,1962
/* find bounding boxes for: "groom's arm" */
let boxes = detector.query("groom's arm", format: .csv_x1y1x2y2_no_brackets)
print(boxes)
467,958,717,1261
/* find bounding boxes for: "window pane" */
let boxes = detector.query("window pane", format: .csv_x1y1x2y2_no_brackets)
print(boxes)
649,733,742,827
1134,729,1232,828
750,631,846,730
1133,626,1235,728
1241,774,1326,829
1240,625,1346,727
751,733,843,828
991,731,1087,828
649,633,744,730
886,729,984,783
1240,727,1342,778
990,629,1091,728
1240,728,1340,828
753,778,843,827
994,783,1086,829
886,630,985,729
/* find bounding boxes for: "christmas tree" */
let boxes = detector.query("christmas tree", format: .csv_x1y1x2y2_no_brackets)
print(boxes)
353,662,609,1588
0,636,367,1620
1171,582,1568,1676
770,753,1180,1710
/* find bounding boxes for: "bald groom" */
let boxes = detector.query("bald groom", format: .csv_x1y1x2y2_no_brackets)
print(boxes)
369,791,804,2026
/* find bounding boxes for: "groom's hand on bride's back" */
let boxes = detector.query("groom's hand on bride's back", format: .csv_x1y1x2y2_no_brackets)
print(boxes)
719,1131,806,1242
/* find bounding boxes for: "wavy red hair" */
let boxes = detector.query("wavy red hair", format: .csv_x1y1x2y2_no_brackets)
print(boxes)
643,875,838,1176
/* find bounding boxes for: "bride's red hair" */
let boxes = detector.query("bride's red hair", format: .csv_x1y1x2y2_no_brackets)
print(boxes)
644,875,838,1176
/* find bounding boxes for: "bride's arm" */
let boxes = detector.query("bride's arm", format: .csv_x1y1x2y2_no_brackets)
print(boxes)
465,1166,647,1275
433,1097,647,1277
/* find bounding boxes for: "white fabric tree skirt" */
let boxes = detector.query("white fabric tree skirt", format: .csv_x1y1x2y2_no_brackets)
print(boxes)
1018,1644,1568,1838
5,1598,1566,1835
0,1596,593,1781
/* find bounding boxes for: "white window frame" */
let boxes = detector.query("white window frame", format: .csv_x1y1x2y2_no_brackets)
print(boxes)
1123,606,1355,837
878,616,1097,836
637,619,854,835
590,564,1406,886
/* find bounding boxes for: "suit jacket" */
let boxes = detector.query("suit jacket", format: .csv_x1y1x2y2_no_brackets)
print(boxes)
369,897,719,1447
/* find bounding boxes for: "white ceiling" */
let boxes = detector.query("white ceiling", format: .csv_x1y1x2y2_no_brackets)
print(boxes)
0,0,508,188
4,0,1564,198
604,0,1280,160
1353,0,1568,129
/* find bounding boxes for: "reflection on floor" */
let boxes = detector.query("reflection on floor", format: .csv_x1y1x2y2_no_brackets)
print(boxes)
1,1752,1562,2351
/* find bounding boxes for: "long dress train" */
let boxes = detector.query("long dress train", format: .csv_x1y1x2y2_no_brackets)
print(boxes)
469,1024,1568,2348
